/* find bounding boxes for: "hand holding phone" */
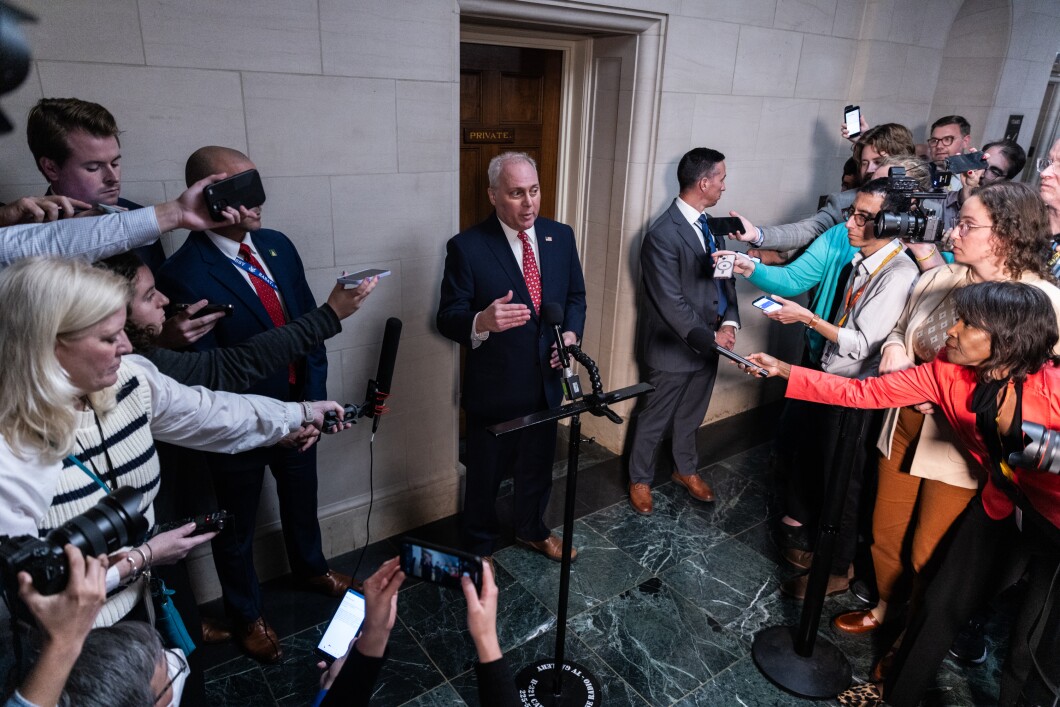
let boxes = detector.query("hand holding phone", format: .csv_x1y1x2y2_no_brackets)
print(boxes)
400,538,483,593
170,302,234,319
315,588,366,663
752,295,783,313
844,105,862,140
204,169,266,221
152,510,232,537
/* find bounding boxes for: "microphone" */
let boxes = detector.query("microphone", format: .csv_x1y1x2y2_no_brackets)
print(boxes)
369,317,402,433
542,302,582,400
687,327,769,378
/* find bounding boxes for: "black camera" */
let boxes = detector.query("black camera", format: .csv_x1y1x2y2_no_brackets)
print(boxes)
1008,422,1060,475
873,166,948,243
0,486,148,596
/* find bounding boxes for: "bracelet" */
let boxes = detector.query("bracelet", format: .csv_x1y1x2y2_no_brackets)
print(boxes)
806,314,821,330
142,541,154,569
915,245,938,262
125,554,142,582
131,546,150,573
301,401,314,425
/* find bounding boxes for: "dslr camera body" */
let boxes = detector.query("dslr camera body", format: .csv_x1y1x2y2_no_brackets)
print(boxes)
874,166,949,244
0,486,148,597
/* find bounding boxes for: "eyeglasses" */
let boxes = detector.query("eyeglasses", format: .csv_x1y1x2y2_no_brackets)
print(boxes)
154,649,188,705
842,208,877,227
1037,157,1058,173
954,221,993,237
927,135,958,147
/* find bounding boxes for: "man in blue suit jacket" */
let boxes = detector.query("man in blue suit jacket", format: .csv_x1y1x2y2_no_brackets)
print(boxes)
156,146,351,664
437,152,586,561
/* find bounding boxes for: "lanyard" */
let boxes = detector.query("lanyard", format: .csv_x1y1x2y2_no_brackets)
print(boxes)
66,454,111,493
836,245,902,327
229,255,279,291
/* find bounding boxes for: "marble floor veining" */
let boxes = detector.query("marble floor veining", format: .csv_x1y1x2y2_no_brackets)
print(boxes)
199,432,1011,706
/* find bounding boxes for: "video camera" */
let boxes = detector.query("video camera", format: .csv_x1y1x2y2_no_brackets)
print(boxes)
873,166,949,244
0,486,148,598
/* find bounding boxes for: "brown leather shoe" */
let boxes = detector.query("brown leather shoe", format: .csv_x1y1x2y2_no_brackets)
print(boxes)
781,571,850,600
782,547,814,570
517,533,577,562
304,570,353,598
833,609,882,635
671,471,715,502
200,617,233,644
629,483,653,515
237,617,283,664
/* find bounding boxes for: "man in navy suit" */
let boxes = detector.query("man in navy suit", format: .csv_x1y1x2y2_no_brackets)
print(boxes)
156,146,352,664
626,147,740,515
437,152,586,561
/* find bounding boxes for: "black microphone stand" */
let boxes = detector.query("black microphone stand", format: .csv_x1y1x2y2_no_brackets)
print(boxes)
489,347,652,707
752,407,868,697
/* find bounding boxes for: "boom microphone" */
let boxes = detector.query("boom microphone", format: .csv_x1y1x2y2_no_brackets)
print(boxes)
369,317,402,433
687,327,769,378
542,302,582,400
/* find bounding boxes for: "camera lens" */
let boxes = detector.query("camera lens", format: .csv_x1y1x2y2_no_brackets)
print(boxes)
46,486,149,557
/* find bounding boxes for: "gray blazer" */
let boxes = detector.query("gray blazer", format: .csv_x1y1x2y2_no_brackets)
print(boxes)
636,199,740,373
760,189,856,252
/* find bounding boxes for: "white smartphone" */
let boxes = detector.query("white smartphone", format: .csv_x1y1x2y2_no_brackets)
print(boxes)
844,105,862,139
713,253,736,279
337,269,391,286
315,588,366,663
752,295,783,314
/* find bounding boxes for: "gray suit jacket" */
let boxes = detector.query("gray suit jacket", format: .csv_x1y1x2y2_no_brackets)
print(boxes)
637,199,740,373
760,189,856,251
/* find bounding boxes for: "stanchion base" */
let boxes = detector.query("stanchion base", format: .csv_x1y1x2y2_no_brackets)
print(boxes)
752,625,851,698
515,659,600,707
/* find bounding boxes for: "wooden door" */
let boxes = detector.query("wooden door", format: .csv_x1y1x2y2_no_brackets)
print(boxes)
460,43,563,230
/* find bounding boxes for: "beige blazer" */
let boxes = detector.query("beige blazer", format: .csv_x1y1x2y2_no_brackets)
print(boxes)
877,264,1060,489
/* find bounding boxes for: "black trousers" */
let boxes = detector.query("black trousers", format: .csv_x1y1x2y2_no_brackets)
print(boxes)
210,445,328,623
885,500,1060,707
462,404,557,557
786,404,876,574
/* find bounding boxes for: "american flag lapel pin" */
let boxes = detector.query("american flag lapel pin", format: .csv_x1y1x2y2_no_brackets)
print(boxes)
545,236,553,242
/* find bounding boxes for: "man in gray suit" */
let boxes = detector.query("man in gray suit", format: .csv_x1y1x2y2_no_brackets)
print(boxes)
627,147,740,515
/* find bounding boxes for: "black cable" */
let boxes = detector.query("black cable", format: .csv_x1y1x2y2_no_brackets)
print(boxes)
350,433,375,582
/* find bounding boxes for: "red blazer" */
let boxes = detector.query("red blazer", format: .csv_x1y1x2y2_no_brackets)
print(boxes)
787,356,1060,528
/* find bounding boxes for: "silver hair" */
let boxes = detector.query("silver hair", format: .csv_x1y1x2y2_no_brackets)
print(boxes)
487,151,537,189
60,622,163,707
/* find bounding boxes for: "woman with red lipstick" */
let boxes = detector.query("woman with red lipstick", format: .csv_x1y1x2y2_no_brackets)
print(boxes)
746,281,1060,707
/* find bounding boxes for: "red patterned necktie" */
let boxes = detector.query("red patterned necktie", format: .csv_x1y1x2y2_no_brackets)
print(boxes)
238,243,295,384
517,231,541,314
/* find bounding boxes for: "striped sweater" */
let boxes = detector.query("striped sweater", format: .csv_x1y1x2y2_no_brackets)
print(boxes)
44,365,159,627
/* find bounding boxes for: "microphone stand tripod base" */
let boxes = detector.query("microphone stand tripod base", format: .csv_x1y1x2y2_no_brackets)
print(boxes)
752,625,851,698
514,659,600,707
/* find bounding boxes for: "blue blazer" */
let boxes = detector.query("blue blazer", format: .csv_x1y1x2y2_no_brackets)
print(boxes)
156,228,327,403
437,214,587,420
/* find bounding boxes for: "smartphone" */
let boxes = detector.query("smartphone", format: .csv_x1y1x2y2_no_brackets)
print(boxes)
336,269,391,286
752,295,783,313
170,303,234,319
204,169,266,221
707,216,745,236
95,202,127,214
315,588,367,663
715,346,770,378
713,253,735,279
945,151,985,174
400,538,482,593
152,510,232,537
844,105,862,139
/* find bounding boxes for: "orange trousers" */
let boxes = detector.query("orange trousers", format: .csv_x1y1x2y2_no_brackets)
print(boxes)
870,407,977,604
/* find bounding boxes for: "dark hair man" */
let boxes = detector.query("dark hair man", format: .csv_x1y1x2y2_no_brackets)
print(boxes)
626,147,740,515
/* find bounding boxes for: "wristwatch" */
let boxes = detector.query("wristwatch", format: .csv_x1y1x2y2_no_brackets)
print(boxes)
301,401,315,425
